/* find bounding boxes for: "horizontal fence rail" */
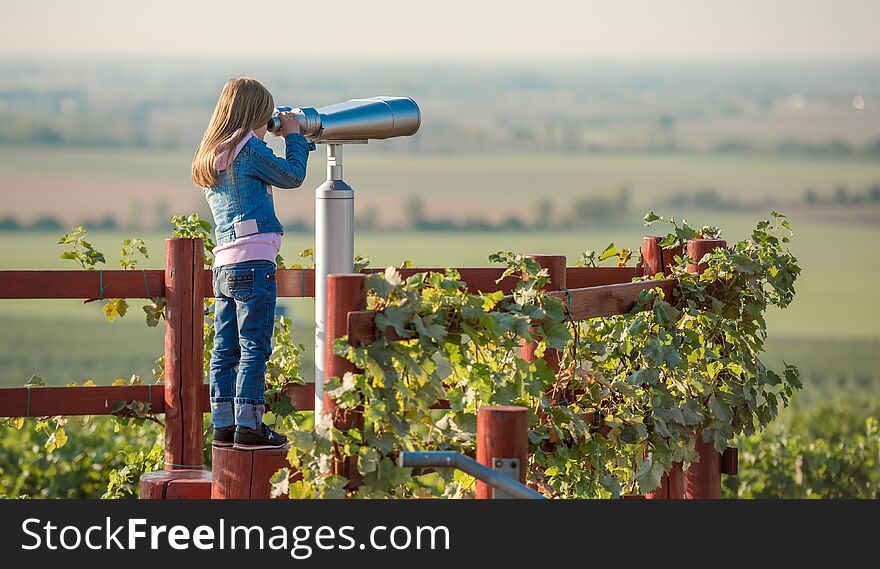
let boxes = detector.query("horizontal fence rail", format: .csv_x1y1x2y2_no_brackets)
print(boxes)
0,267,638,301
0,385,192,417
0,270,166,300
0,383,318,418
345,278,677,345
547,278,676,321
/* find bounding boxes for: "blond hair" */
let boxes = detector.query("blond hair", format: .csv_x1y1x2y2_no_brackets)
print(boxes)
192,77,275,188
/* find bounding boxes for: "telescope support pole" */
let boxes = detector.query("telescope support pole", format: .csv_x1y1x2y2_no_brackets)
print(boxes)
314,144,355,418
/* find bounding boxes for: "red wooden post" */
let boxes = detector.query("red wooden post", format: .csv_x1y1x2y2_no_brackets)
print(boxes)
476,406,529,499
721,447,739,476
642,236,663,277
520,255,566,373
643,236,687,499
643,236,682,277
686,239,726,274
324,273,367,481
139,238,209,499
644,462,685,500
686,438,722,499
684,238,727,499
211,447,293,499
163,237,206,471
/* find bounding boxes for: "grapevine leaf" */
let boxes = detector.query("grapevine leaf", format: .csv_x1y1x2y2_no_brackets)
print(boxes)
634,457,664,493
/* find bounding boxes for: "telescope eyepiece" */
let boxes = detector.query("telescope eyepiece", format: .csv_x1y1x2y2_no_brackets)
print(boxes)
267,106,322,138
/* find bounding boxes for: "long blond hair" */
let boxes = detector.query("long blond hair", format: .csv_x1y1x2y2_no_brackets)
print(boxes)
192,77,275,188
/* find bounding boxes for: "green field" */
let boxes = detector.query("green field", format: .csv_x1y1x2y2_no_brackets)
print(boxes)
2,145,879,227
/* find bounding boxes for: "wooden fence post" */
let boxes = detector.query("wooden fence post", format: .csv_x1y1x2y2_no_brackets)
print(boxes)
211,447,292,499
476,406,529,499
139,238,210,499
684,238,727,500
520,255,566,373
163,237,206,471
644,461,685,500
642,236,683,277
643,236,686,500
324,273,367,482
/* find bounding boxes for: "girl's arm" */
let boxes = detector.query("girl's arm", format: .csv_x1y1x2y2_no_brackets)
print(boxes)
250,133,310,189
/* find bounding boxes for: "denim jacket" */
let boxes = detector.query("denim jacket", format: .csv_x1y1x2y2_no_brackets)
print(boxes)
203,133,313,246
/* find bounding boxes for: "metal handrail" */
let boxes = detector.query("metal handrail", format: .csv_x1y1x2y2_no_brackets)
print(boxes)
399,451,546,500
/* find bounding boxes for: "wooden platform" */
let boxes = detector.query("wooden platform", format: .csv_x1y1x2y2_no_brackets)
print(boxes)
211,446,292,499
138,470,212,499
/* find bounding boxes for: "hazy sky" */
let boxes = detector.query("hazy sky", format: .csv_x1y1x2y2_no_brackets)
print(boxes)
1,0,878,61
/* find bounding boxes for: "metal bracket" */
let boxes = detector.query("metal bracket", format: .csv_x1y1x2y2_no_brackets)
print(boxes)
491,457,520,499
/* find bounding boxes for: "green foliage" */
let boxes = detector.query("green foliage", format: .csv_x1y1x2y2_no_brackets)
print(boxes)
575,244,633,268
109,374,164,428
12,211,816,500
285,213,802,498
565,212,802,493
287,255,565,498
0,416,163,499
119,238,149,270
57,226,105,269
726,402,880,498
103,443,164,499
289,247,314,269
58,228,166,327
263,316,308,432
643,211,722,248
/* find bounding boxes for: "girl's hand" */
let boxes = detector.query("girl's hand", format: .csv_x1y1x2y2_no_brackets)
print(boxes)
275,111,302,136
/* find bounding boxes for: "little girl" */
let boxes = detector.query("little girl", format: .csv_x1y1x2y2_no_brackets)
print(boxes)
192,77,312,450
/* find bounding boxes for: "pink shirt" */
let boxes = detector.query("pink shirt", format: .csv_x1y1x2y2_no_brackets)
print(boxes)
213,232,281,268
211,130,282,269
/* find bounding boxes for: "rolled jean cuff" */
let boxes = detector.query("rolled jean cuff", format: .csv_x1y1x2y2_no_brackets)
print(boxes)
210,400,234,429
233,397,265,405
235,402,265,430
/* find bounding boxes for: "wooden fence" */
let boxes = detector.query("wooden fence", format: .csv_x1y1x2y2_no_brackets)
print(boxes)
0,236,736,499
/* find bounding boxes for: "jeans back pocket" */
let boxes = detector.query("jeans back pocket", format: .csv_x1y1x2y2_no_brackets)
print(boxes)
224,270,254,301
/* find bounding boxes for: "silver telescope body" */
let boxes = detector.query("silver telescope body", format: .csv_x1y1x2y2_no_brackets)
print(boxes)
267,96,420,142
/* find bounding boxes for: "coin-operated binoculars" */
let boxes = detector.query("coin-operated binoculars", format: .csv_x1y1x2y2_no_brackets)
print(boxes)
270,97,421,415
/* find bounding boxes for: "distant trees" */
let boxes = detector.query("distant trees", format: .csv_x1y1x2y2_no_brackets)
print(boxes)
800,184,880,206
565,187,630,227
29,216,63,231
404,197,426,229
0,217,22,231
533,199,553,230
354,206,378,231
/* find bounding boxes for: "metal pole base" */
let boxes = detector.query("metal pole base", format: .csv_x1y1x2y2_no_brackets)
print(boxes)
313,176,354,417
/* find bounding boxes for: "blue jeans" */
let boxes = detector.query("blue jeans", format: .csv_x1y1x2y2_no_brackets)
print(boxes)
209,260,277,429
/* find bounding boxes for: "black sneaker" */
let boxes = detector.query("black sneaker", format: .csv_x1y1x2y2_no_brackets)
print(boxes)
212,426,235,448
233,423,288,450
